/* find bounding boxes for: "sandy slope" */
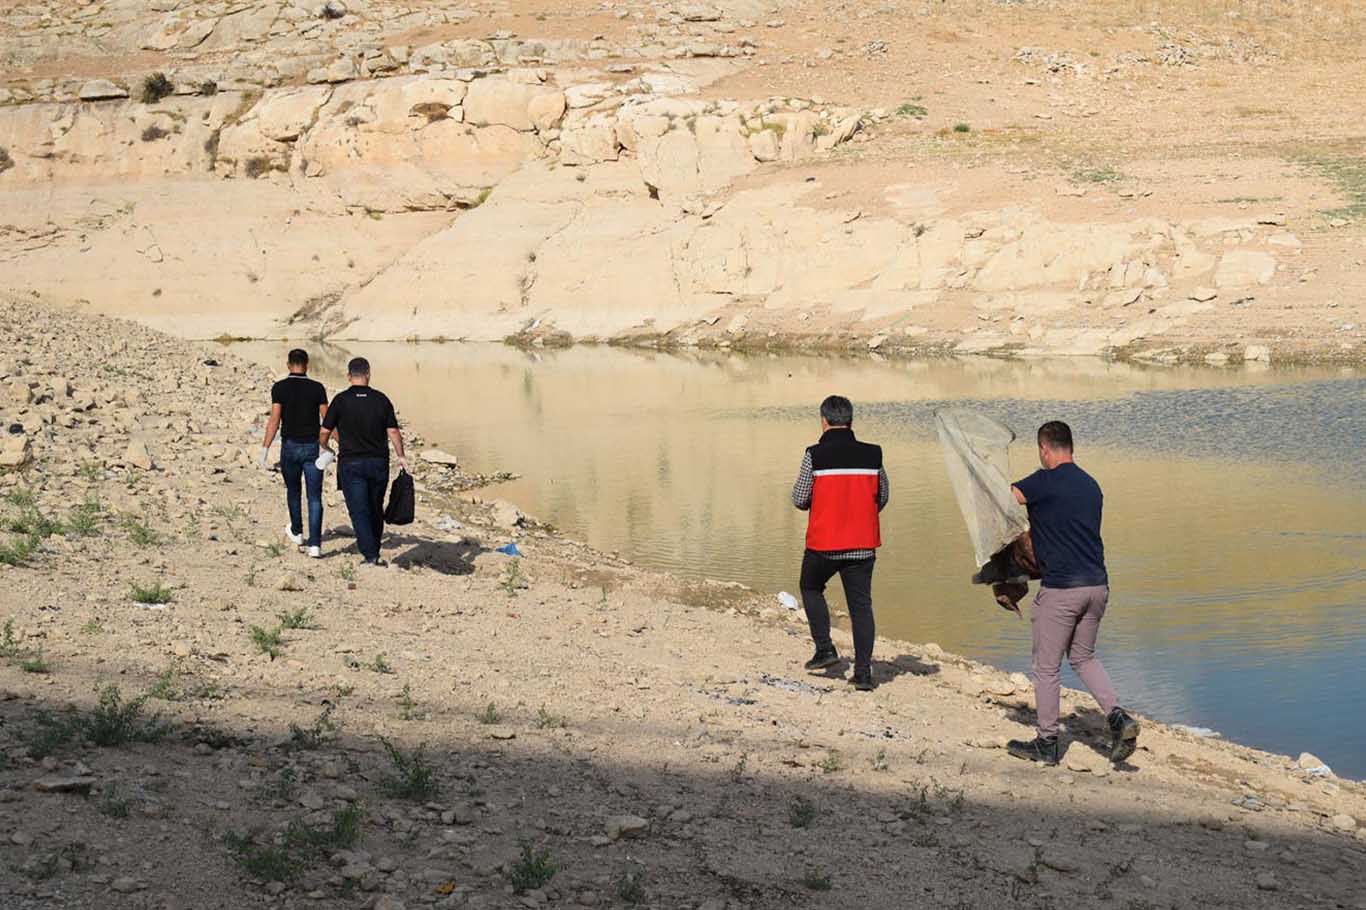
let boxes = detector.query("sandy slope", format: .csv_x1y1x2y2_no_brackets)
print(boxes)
1,296,1363,909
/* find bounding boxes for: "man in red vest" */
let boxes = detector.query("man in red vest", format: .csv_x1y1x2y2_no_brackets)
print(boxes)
791,395,890,690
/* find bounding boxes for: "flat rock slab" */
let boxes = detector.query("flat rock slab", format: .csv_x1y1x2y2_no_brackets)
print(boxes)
605,814,649,840
33,775,97,794
79,80,129,101
419,448,460,467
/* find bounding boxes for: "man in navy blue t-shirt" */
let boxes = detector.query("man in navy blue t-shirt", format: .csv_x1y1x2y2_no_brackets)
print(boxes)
1005,421,1140,766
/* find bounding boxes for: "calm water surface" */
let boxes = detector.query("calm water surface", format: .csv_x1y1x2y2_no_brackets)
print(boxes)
240,343,1366,778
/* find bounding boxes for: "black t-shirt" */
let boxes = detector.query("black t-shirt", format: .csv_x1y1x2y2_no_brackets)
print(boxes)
322,385,398,460
1014,462,1108,589
270,374,328,443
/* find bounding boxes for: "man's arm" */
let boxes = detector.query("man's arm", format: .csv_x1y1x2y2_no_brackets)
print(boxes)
1011,485,1027,506
791,451,813,511
319,397,339,451
876,466,890,512
259,403,282,468
388,427,407,471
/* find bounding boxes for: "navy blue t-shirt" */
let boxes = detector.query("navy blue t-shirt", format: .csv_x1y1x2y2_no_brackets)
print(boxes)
1014,462,1108,589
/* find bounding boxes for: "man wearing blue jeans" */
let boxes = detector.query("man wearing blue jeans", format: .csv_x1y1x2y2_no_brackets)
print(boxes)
318,357,407,567
260,349,328,558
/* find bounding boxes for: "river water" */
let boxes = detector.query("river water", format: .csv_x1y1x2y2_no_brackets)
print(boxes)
239,342,1366,778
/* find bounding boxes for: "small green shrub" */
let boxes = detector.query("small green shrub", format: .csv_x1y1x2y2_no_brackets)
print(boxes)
476,702,500,725
20,650,51,674
501,559,524,596
30,684,168,755
287,806,362,852
129,580,173,604
224,831,298,882
616,868,646,904
368,652,392,674
534,706,565,729
5,505,63,538
398,684,417,720
122,516,160,547
379,737,439,800
277,607,315,630
82,684,168,746
788,796,817,828
66,497,103,536
99,785,130,819
141,124,170,142
896,102,928,118
953,122,971,133
1073,165,1122,184
0,619,20,657
249,625,284,659
286,705,339,751
0,533,41,566
802,868,833,891
140,72,174,104
508,839,557,892
818,750,843,774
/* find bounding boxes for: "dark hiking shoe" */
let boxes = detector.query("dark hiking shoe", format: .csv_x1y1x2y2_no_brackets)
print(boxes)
1007,736,1060,765
804,645,840,672
1107,708,1140,763
850,668,875,691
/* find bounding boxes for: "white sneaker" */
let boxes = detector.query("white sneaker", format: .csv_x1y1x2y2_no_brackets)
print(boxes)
308,546,322,559
285,525,304,547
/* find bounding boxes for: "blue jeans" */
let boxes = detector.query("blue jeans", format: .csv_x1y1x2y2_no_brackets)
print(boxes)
338,457,388,561
280,440,323,548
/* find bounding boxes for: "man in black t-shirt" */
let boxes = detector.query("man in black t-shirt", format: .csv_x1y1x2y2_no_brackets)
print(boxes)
319,356,407,567
1005,421,1140,767
260,349,328,557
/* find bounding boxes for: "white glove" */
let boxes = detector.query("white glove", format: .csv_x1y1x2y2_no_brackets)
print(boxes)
315,449,336,471
258,447,270,470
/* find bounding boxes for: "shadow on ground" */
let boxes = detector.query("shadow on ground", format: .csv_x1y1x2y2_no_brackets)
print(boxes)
1,657,1362,910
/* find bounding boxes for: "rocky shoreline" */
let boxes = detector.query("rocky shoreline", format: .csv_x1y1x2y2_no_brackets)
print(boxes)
1,297,1364,910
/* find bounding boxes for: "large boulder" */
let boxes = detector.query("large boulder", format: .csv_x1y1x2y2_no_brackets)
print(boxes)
1214,250,1276,288
253,87,333,142
78,80,129,101
464,78,562,132
559,120,620,165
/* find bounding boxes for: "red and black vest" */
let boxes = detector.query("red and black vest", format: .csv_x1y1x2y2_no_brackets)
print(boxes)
805,428,883,551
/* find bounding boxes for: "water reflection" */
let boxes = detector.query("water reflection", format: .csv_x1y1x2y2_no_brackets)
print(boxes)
237,342,1366,778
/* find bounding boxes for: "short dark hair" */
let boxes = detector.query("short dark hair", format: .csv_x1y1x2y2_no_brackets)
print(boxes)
347,356,370,377
820,395,854,427
1037,421,1073,451
287,348,309,367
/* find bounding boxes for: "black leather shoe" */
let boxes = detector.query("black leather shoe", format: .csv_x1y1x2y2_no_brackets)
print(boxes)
1007,736,1060,765
804,645,840,672
850,668,875,691
1107,708,1140,763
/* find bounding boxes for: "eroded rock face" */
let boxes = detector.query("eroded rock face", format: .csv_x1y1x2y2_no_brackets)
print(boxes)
0,6,1311,359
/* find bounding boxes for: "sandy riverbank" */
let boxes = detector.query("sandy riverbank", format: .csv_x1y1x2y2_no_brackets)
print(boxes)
1,297,1364,910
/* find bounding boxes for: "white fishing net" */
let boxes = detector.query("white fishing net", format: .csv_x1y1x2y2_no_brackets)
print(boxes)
934,408,1030,571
